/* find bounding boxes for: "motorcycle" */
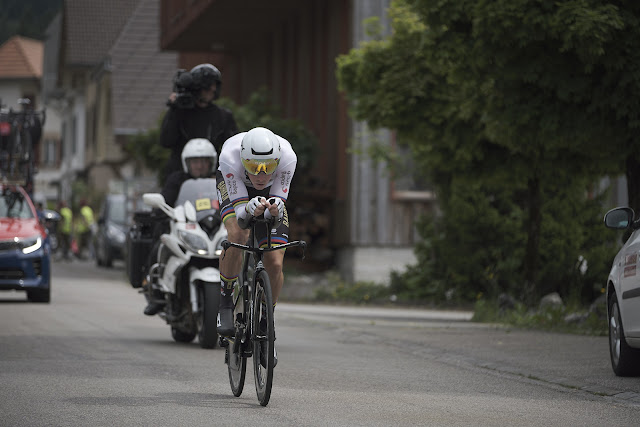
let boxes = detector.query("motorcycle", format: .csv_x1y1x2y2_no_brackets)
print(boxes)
141,178,227,348
41,209,61,253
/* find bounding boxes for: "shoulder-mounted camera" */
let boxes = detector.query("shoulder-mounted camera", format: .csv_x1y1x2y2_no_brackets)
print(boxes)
171,64,222,109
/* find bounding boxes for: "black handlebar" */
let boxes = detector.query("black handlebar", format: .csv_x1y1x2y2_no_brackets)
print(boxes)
221,239,306,255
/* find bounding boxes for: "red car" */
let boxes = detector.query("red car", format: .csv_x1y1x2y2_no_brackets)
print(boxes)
0,184,51,302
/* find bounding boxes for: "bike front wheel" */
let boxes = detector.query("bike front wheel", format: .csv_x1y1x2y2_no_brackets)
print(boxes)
227,284,247,396
253,269,275,406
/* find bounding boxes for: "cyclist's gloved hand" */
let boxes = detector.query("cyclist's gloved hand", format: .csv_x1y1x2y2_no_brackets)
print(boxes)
265,197,284,219
246,196,266,217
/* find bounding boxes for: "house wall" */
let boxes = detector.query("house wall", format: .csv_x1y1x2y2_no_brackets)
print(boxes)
56,69,89,203
85,70,129,195
159,0,433,284
0,81,32,109
35,103,63,204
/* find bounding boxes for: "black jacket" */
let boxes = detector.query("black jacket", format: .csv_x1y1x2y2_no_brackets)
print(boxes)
160,103,238,176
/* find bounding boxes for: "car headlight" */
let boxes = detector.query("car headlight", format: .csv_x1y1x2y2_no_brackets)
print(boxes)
179,231,209,255
107,224,126,244
21,236,42,254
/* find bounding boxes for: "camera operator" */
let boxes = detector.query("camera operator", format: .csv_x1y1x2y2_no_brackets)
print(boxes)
160,63,238,178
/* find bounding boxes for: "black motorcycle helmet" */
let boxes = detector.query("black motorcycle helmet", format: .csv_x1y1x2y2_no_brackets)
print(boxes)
190,63,222,100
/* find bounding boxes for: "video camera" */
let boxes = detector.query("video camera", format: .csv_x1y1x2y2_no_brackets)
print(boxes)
171,69,199,109
171,64,221,109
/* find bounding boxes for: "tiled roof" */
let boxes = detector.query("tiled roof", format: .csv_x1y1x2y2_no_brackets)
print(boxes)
0,36,43,79
63,0,141,66
111,0,177,133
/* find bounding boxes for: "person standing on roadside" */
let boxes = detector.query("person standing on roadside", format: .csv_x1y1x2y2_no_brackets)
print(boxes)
77,199,95,260
57,200,73,261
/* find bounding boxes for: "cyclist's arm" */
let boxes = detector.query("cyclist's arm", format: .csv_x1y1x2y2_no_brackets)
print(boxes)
219,160,252,229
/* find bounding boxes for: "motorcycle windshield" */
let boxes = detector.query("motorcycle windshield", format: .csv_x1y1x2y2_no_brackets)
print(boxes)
174,178,220,222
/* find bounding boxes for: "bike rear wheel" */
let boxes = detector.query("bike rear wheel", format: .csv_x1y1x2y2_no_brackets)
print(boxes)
253,269,274,406
197,283,219,349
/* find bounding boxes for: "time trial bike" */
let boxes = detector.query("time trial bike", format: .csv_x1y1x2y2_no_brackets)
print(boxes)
220,209,306,406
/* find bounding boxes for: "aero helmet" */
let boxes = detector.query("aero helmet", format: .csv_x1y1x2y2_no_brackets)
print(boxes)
181,138,217,175
240,127,281,175
190,63,222,99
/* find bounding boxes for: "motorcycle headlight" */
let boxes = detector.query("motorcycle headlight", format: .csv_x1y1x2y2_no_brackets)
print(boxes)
212,236,225,257
179,231,209,255
21,236,42,254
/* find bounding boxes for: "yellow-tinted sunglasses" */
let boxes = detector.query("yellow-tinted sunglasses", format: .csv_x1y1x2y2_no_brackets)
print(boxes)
241,158,279,175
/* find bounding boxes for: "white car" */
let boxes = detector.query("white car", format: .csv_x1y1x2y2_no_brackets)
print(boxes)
604,207,640,376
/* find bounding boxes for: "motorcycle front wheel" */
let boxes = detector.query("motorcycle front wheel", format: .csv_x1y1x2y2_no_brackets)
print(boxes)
171,326,196,343
198,283,220,349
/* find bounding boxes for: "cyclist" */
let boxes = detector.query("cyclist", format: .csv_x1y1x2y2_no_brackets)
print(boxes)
216,127,297,364
143,138,218,316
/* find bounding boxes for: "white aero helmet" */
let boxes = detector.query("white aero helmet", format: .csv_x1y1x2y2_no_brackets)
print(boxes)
181,138,217,175
240,127,281,175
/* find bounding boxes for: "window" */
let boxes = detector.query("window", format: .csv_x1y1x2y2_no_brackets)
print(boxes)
391,143,435,201
71,116,77,155
42,138,59,167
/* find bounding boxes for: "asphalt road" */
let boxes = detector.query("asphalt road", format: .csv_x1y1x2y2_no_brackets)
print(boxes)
1,258,639,426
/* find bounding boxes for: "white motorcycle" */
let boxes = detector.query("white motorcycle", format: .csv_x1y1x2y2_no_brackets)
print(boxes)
142,178,226,348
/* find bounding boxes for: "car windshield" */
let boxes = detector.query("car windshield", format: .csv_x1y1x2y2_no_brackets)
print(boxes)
107,198,127,225
0,190,34,219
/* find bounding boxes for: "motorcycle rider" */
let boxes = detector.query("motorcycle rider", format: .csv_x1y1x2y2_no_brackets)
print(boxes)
215,127,297,365
143,138,218,316
160,63,237,179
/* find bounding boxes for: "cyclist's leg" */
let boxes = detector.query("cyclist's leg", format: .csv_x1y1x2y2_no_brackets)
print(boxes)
264,250,285,303
258,205,289,304
216,171,249,335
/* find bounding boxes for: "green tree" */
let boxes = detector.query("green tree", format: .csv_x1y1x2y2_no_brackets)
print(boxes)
126,114,169,186
217,88,317,173
337,0,630,304
0,0,62,45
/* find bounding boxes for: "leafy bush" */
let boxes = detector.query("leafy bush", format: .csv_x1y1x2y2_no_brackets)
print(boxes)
390,175,619,308
313,272,392,304
125,114,169,185
217,88,317,174
472,297,607,336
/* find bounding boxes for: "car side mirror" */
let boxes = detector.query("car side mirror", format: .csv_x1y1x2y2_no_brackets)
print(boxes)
604,207,635,230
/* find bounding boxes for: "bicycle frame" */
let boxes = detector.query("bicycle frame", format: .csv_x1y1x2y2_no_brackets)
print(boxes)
222,217,305,350
0,99,45,189
221,215,306,406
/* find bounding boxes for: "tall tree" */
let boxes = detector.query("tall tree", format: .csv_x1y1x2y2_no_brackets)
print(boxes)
0,0,62,44
337,0,637,303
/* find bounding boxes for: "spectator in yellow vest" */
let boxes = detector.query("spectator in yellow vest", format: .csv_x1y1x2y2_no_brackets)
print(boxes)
75,199,95,260
57,200,73,261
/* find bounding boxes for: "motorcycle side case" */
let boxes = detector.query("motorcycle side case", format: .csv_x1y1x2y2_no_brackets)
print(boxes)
126,211,155,288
